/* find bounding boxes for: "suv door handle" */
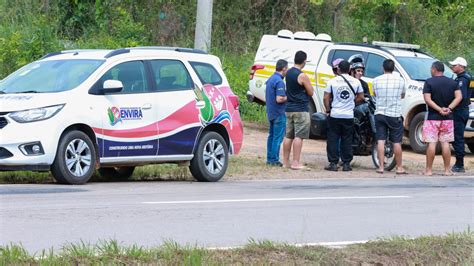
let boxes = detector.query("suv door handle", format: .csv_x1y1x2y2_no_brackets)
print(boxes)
196,101,205,109
142,103,152,110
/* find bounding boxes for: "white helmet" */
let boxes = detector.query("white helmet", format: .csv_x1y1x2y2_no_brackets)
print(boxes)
348,54,364,64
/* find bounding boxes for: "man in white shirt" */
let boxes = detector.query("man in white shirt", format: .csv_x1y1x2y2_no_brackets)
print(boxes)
323,60,364,171
372,59,406,174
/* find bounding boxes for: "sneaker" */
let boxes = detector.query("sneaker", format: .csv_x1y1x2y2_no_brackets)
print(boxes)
342,163,352,171
451,165,465,173
338,161,344,167
324,163,338,171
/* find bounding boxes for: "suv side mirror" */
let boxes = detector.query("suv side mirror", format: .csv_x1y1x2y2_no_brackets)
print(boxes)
102,80,123,93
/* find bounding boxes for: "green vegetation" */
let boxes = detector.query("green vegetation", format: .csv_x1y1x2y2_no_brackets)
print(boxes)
1,231,472,265
1,0,472,122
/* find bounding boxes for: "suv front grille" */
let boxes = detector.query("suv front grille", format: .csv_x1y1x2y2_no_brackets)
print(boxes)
0,117,7,129
0,147,13,159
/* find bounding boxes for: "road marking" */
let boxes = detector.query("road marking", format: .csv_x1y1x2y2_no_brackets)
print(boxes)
207,240,370,250
142,195,410,205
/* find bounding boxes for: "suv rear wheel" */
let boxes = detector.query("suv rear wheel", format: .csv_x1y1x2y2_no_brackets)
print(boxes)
409,112,427,154
51,130,97,184
190,131,228,182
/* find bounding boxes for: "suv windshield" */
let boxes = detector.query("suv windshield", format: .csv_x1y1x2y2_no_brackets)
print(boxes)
0,59,104,94
396,56,454,81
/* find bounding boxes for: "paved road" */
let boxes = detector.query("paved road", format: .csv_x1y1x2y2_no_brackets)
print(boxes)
1,177,473,253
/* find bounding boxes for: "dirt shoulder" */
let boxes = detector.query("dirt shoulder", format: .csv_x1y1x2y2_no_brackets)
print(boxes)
224,122,474,180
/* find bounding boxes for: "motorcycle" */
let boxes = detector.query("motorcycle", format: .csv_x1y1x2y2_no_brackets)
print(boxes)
311,95,396,171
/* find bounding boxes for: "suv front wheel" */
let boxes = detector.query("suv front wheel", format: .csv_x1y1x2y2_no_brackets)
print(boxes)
51,130,97,184
190,131,229,182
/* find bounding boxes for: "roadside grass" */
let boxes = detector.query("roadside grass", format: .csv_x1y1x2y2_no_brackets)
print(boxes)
1,231,472,265
0,171,52,184
0,155,268,184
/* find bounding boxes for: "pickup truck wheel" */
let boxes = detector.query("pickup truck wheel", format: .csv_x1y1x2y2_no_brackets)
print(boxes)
190,131,228,182
98,167,135,180
409,112,427,154
51,130,96,185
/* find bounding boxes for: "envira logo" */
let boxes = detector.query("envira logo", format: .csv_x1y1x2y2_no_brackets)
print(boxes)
108,107,143,126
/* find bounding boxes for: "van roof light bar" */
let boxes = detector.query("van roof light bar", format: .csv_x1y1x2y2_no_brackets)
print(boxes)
277,29,293,39
372,41,420,50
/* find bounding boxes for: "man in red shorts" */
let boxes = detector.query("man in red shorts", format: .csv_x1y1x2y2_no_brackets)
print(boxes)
422,61,462,176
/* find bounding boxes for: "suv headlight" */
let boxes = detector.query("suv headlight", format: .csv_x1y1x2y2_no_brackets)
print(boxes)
9,104,65,123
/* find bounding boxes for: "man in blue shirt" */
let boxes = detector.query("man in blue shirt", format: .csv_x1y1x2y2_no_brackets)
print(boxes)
265,59,288,166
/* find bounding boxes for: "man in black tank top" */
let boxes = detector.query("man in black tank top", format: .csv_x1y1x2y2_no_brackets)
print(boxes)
282,51,314,169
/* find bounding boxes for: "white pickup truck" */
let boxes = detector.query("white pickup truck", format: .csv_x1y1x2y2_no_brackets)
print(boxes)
247,30,474,153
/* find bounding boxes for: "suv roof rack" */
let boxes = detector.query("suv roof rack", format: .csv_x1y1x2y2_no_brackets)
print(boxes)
41,51,63,59
130,46,208,54
41,49,112,59
104,48,130,58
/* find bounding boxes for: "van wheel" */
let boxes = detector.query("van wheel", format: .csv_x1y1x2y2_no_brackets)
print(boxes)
98,167,135,181
409,112,427,154
190,131,228,182
51,131,96,185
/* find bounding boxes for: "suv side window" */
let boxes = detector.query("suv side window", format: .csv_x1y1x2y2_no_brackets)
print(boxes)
190,62,222,85
150,60,193,91
101,61,149,93
365,53,386,78
328,49,367,65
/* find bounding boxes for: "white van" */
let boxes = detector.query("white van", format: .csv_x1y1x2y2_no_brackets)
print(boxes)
247,30,474,153
0,47,244,184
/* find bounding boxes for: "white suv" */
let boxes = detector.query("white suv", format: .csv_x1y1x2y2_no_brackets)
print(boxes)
0,47,244,184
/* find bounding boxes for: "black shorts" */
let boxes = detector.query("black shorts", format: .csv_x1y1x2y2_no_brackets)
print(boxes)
375,114,403,143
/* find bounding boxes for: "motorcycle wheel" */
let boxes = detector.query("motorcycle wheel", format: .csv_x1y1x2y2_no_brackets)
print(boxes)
371,140,397,171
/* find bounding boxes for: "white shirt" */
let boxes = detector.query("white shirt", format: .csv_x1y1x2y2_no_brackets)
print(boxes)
325,74,363,119
373,73,406,117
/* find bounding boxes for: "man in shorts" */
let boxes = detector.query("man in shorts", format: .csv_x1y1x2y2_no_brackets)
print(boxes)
282,51,314,170
422,61,462,176
373,59,406,174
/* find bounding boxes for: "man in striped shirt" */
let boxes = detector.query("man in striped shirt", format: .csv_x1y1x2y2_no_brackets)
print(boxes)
373,59,406,174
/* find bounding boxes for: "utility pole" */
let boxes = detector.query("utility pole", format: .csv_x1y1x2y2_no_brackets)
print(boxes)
194,0,213,52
